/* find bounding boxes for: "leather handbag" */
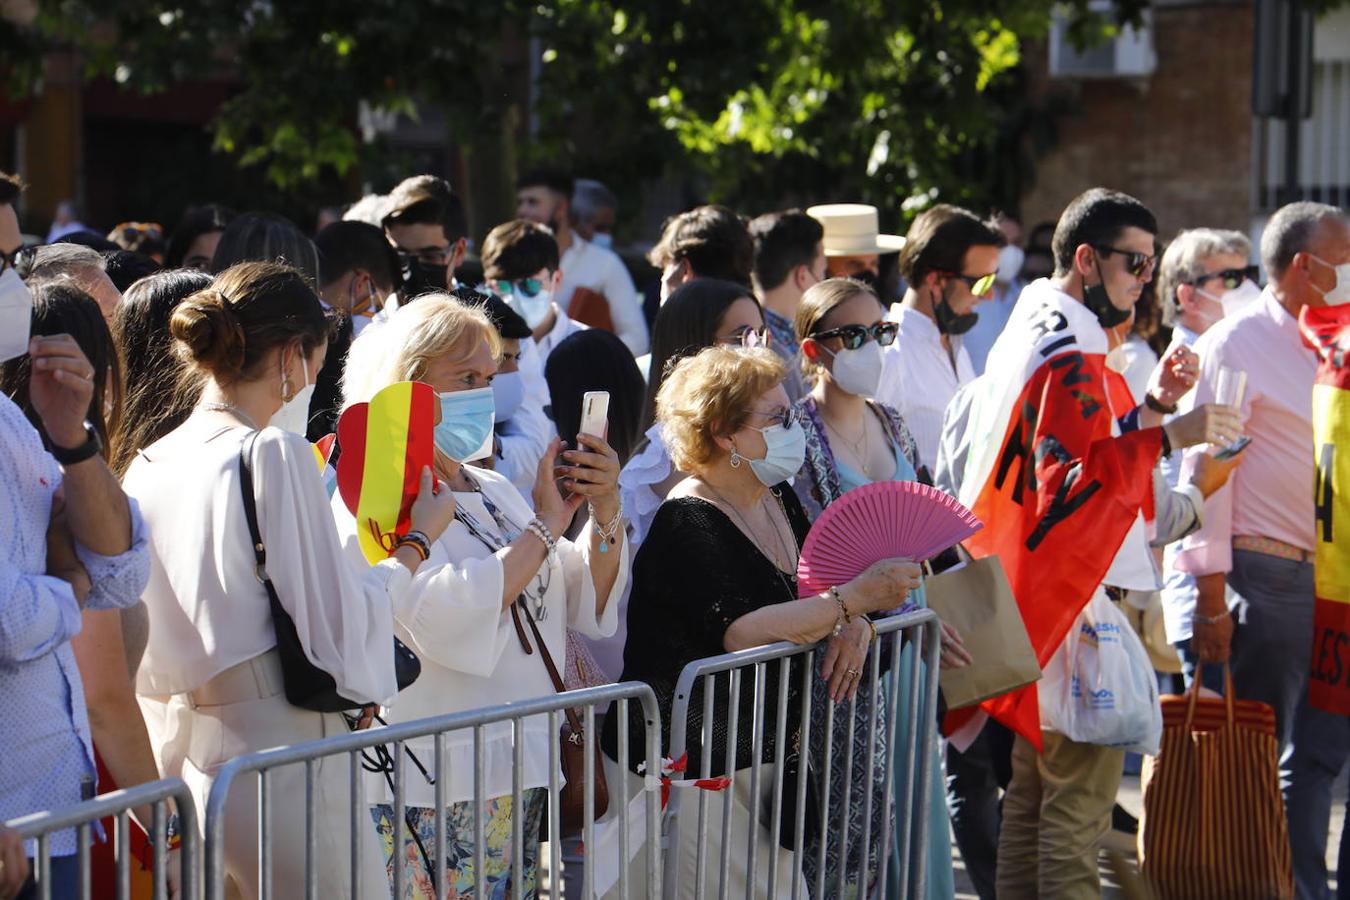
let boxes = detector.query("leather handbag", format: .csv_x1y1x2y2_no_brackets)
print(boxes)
510,599,609,837
239,432,421,712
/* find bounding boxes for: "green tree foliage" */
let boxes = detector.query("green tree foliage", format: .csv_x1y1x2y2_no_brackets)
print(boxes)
6,0,1148,222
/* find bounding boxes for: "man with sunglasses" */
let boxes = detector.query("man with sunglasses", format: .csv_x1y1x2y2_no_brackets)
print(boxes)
1152,228,1257,696
875,204,1004,474
944,188,1242,899
1173,202,1350,898
480,219,583,493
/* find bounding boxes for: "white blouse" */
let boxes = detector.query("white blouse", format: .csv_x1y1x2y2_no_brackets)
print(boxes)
331,465,625,807
125,421,404,704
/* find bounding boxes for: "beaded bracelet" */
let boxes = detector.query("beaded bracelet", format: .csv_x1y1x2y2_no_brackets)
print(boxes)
395,530,431,561
828,585,850,637
527,518,557,557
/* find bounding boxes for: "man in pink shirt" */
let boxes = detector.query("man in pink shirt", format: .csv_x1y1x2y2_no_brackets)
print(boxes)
1176,201,1350,897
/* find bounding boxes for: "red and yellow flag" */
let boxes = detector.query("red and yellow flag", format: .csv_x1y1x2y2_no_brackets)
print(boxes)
1300,305,1350,715
950,282,1161,748
335,381,438,564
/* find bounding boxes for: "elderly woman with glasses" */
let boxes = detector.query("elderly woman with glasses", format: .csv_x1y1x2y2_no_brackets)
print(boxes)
792,277,971,899
600,345,921,897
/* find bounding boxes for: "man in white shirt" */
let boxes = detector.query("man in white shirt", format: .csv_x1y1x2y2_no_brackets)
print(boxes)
875,205,1004,474
480,220,585,492
516,169,648,355
571,179,618,248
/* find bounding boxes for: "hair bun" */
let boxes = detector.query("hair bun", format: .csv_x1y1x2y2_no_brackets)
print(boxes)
170,287,246,380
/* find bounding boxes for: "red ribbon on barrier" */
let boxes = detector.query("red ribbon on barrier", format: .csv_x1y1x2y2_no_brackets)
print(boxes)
639,753,733,808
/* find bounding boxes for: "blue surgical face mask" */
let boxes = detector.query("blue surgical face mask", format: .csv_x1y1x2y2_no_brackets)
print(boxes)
748,421,807,487
591,232,614,250
435,386,496,462
490,370,525,422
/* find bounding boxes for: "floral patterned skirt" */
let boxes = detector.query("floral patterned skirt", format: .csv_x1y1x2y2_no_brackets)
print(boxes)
370,788,547,899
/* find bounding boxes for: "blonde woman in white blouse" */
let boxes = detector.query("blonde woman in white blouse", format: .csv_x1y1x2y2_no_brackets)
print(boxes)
335,293,626,897
125,262,454,900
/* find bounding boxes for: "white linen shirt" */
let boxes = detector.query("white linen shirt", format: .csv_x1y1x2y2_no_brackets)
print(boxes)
126,421,405,703
332,464,625,807
876,305,976,473
558,235,649,355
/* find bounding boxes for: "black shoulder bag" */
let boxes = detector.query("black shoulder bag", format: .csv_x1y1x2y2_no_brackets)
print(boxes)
238,431,421,712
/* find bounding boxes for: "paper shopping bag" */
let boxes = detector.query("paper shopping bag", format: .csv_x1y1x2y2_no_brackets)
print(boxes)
923,555,1040,709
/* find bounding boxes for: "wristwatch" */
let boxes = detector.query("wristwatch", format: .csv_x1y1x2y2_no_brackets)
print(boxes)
48,421,103,466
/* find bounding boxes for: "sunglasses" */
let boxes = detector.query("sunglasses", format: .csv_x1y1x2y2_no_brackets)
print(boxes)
1191,265,1260,291
1092,244,1158,278
0,245,38,279
396,245,452,271
939,271,998,297
751,405,802,430
493,277,547,298
716,325,773,349
812,321,899,350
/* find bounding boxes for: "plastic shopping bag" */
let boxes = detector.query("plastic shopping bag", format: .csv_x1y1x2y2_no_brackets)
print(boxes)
1040,589,1162,754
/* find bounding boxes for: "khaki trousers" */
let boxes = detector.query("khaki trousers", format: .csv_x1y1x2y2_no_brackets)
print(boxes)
995,731,1124,900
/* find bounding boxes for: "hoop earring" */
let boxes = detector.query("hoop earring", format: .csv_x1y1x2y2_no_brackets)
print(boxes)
281,372,295,404
729,439,743,469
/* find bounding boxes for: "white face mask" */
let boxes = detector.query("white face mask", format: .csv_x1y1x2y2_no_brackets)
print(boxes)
0,269,34,363
497,284,553,330
824,339,884,398
1311,255,1350,307
591,232,614,250
270,356,315,436
997,244,1025,285
1195,278,1263,324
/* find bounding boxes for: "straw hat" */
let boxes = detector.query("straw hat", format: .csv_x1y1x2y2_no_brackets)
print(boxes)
807,203,906,257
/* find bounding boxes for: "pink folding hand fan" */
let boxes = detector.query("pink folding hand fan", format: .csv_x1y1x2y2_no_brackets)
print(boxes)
796,481,982,597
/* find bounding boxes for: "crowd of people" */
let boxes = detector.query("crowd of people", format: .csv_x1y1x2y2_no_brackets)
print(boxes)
0,159,1344,900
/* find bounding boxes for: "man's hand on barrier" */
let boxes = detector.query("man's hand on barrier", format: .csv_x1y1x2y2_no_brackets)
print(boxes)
937,620,972,670
821,619,871,703
0,824,28,900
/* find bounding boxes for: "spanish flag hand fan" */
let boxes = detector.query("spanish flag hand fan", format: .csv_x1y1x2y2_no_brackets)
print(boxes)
336,381,438,564
796,481,982,597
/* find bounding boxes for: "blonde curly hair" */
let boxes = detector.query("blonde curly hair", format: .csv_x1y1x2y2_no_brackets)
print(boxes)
656,346,786,473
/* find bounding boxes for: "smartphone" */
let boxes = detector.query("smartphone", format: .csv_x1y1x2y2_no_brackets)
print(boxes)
1213,435,1252,461
579,391,610,440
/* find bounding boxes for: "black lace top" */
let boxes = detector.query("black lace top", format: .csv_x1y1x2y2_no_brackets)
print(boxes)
600,484,811,777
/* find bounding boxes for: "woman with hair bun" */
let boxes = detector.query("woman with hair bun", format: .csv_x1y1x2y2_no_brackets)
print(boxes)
123,261,456,899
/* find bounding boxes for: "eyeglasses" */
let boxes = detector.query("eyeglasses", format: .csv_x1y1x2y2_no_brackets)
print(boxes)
750,405,801,430
397,245,452,270
1092,244,1158,278
938,271,998,297
493,277,547,298
811,321,899,350
716,325,773,349
1191,265,1260,291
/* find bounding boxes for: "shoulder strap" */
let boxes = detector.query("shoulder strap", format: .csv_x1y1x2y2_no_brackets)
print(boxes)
237,431,276,591
512,599,585,737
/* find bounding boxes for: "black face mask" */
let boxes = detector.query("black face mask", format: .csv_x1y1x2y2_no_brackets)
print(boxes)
1083,260,1132,329
933,281,979,336
400,258,447,301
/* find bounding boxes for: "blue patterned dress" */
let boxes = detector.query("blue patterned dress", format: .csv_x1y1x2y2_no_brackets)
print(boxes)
792,396,955,900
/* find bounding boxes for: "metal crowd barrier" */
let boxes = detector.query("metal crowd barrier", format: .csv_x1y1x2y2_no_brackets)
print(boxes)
5,777,199,900
203,681,663,900
664,607,941,899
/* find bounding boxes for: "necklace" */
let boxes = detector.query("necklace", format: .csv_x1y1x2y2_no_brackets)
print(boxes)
824,411,871,479
703,482,798,580
201,402,259,430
